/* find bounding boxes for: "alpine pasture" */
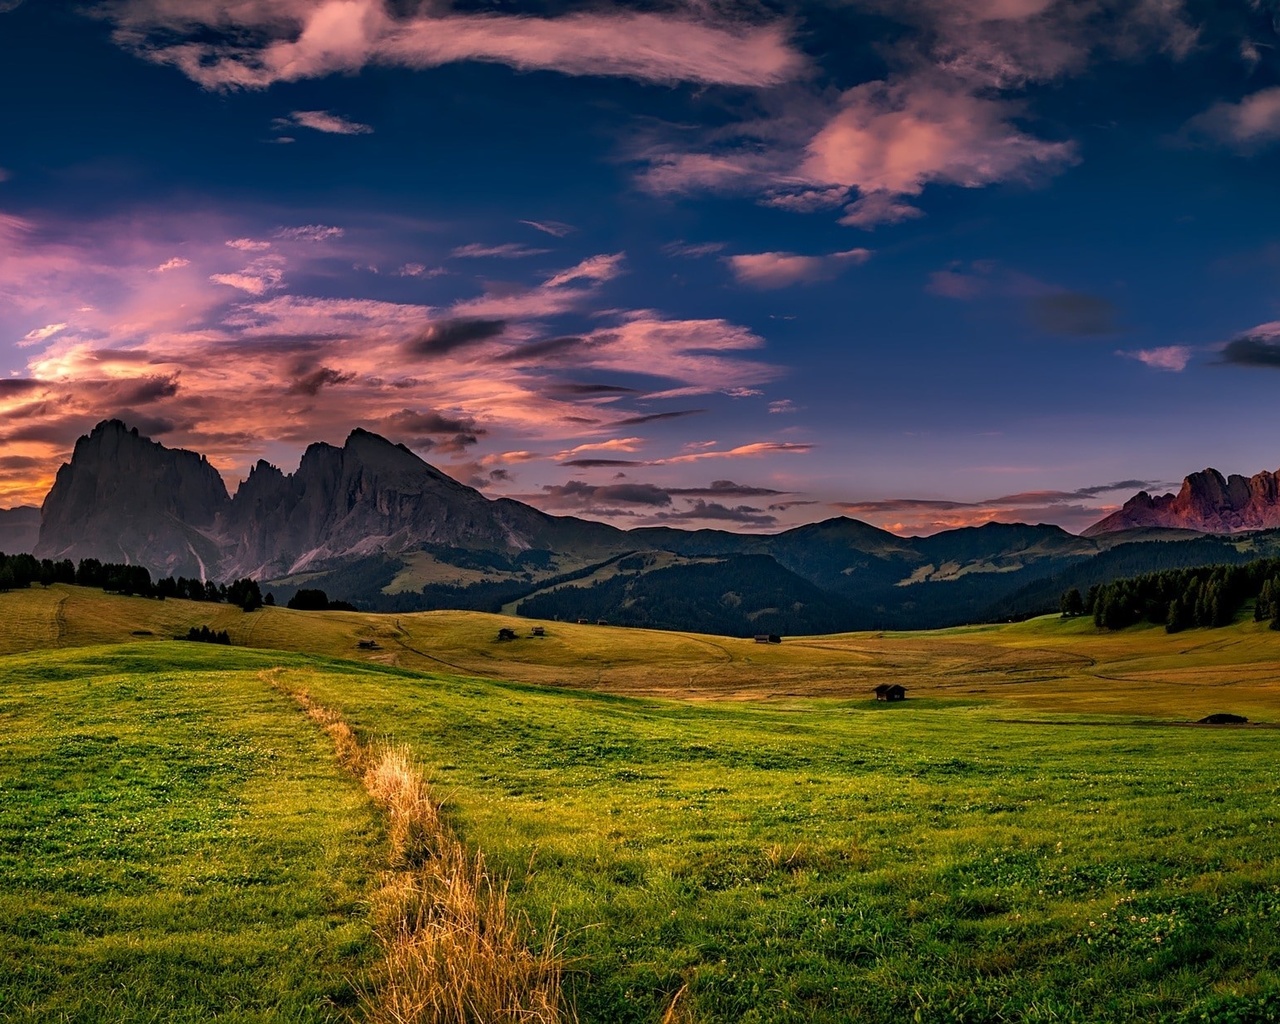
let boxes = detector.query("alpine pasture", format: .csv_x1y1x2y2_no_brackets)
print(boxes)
3,585,1280,1022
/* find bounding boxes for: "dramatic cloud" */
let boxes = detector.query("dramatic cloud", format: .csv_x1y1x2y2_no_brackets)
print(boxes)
667,480,787,498
1186,87,1280,149
1220,323,1280,367
1120,346,1193,372
726,249,872,289
210,254,286,295
1028,291,1119,336
107,0,805,90
153,257,190,272
276,110,373,135
406,318,507,357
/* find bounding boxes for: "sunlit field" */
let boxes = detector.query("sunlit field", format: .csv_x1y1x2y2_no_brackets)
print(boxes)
2,588,1280,1021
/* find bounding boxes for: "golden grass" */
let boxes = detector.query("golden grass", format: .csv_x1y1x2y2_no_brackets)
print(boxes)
277,680,568,1024
7,584,1280,717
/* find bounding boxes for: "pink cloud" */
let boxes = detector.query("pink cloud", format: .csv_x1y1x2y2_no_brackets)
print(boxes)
1120,346,1193,372
1186,86,1280,149
109,0,804,90
726,248,872,289
279,109,373,135
452,242,550,259
802,80,1076,197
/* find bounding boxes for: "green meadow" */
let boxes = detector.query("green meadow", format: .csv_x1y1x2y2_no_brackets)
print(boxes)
3,587,1280,1021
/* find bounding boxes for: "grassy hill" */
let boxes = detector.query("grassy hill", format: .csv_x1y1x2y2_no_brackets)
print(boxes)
4,587,1280,1020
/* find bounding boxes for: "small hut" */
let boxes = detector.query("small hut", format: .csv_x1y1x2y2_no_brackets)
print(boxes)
531,626,546,637
754,634,782,644
356,639,380,650
873,683,907,702
497,627,518,641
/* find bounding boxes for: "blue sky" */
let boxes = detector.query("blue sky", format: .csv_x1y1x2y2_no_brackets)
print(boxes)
1,0,1278,534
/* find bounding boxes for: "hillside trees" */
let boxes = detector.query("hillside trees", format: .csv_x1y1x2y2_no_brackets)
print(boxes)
1068,558,1280,633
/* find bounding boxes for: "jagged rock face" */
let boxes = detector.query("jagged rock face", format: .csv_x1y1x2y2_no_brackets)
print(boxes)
35,420,230,577
34,420,617,583
217,428,561,578
1084,468,1280,536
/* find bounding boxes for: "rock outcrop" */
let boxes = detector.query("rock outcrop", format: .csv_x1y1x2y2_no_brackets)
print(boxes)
35,420,230,577
1084,468,1280,536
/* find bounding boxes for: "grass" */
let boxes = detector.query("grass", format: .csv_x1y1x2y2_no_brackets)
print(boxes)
4,589,1280,1021
7,584,1280,717
0,644,380,1023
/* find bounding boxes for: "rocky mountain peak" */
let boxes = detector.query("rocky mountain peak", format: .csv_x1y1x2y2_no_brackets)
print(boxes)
1084,466,1280,536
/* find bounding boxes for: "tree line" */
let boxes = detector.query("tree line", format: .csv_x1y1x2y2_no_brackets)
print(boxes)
1060,557,1280,632
0,552,268,612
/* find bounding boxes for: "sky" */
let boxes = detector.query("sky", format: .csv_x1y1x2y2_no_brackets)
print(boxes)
1,0,1279,536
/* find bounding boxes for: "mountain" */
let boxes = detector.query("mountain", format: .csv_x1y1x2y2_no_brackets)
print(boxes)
1084,468,1280,536
35,420,229,577
31,420,1280,634
0,506,40,554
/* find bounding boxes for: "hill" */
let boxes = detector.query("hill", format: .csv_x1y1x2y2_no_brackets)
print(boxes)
6,603,1280,1021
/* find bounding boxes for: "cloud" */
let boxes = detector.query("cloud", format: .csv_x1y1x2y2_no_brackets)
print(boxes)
1028,291,1119,335
663,240,727,259
544,383,638,398
667,480,787,498
802,79,1076,198
1185,87,1280,149
287,364,355,395
614,409,705,426
540,480,672,508
227,237,272,251
543,252,625,288
726,248,872,288
1120,346,1192,372
396,263,446,278
278,110,373,135
767,399,797,414
19,323,68,347
652,500,777,527
107,0,805,90
559,458,645,468
153,257,191,272
839,191,925,229
520,220,574,238
452,242,550,259
1221,323,1280,367
555,437,644,459
210,254,286,295
405,317,507,357
277,224,344,242
657,441,813,465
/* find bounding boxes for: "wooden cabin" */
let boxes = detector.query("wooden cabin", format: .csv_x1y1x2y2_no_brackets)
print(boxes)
754,634,782,644
873,683,906,702
531,626,546,637
356,639,380,650
496,627,518,641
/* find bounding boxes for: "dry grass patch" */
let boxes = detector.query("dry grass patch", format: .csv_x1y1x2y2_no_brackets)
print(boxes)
277,680,568,1024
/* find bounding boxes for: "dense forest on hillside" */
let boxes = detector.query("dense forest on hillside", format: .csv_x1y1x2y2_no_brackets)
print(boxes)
1062,557,1280,632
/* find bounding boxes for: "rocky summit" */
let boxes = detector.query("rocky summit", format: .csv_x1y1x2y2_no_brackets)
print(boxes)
1083,468,1280,536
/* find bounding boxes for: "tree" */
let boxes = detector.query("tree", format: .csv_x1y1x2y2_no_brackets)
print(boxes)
288,589,331,611
1060,588,1085,618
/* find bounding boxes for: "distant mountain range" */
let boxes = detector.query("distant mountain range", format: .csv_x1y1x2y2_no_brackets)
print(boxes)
13,419,1280,634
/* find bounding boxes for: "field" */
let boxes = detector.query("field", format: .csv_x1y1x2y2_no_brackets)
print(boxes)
3,586,1280,1021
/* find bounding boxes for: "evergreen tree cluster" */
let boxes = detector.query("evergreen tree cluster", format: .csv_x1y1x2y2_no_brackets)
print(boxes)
0,552,264,611
184,625,231,645
285,588,357,612
1066,559,1280,633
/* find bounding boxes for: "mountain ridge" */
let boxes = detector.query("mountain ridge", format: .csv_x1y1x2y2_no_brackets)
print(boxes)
21,420,1280,634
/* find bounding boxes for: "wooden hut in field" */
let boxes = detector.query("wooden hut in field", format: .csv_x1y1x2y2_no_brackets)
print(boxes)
754,634,782,644
873,683,906,702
